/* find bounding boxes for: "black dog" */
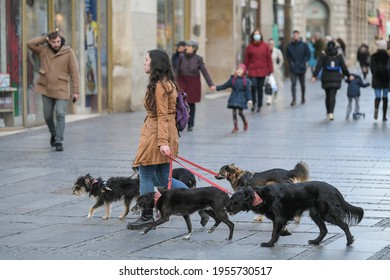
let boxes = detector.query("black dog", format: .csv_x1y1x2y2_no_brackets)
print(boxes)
172,168,197,188
226,181,364,247
216,162,309,223
215,162,309,190
72,174,139,220
131,187,234,240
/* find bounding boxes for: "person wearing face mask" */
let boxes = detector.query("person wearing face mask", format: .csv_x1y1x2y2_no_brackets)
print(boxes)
244,29,273,113
286,30,311,106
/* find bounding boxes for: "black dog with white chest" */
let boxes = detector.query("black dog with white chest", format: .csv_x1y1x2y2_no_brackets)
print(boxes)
131,187,234,240
226,181,364,247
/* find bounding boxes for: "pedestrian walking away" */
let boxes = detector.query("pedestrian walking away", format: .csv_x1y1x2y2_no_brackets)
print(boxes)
268,38,284,104
357,42,371,80
312,40,352,121
27,30,80,152
211,64,253,133
371,39,389,121
176,40,214,132
286,30,311,106
345,73,370,120
244,28,273,113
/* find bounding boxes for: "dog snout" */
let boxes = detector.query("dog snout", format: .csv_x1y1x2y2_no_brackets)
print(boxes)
215,174,225,180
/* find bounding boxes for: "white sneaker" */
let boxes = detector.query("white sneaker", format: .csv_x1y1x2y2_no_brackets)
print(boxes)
327,113,334,120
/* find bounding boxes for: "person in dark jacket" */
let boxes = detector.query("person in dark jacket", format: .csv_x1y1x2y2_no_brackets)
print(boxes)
176,40,214,131
357,43,370,79
244,28,273,112
312,40,352,120
211,64,253,133
286,30,311,106
371,39,389,121
345,73,370,120
171,40,186,71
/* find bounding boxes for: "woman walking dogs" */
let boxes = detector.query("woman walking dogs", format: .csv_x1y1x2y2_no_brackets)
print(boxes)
127,49,189,230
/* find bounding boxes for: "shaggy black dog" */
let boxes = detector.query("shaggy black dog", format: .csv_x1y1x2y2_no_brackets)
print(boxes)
226,181,364,247
72,174,139,220
131,187,234,240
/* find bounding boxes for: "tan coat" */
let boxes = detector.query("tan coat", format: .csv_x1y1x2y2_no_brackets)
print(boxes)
27,36,80,100
133,81,179,167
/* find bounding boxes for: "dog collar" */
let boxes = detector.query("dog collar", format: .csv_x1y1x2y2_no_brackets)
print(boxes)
252,192,263,206
154,191,162,207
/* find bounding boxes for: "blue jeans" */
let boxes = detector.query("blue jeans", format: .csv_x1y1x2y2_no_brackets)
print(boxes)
42,95,68,144
374,88,388,99
138,163,188,195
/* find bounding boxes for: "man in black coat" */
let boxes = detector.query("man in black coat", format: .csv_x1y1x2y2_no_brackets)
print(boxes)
286,30,311,106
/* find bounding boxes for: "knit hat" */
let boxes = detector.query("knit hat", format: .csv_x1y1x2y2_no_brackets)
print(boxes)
186,40,198,50
232,64,247,86
376,39,387,50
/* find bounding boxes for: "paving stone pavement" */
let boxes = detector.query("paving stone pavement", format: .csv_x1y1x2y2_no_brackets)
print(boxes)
0,76,389,261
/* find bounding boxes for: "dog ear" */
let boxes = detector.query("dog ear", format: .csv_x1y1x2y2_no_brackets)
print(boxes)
242,187,255,204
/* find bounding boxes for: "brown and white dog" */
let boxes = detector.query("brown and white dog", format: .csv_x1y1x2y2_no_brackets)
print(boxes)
215,162,309,223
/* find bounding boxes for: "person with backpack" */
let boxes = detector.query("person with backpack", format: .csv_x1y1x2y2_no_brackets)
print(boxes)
211,64,253,133
127,49,190,230
312,40,353,120
371,39,389,121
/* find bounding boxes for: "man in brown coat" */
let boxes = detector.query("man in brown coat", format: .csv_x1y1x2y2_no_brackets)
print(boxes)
27,30,80,151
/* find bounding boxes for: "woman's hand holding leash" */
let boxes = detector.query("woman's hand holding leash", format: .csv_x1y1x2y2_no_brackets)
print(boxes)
160,145,171,156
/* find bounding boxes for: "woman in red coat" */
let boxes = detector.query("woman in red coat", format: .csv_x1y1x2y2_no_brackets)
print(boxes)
176,40,214,131
244,29,273,112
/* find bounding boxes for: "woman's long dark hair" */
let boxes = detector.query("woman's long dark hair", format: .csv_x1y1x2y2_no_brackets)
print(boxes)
145,49,178,112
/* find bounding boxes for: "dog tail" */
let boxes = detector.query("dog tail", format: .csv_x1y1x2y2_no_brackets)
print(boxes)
342,200,364,225
288,161,309,182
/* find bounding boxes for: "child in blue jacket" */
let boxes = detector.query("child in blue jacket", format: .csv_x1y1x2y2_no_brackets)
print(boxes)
211,64,252,133
345,73,370,119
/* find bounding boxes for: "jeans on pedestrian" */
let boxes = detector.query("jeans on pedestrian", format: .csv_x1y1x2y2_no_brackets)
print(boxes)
325,88,338,113
250,76,265,108
42,95,68,144
374,88,389,99
139,163,188,195
290,72,306,100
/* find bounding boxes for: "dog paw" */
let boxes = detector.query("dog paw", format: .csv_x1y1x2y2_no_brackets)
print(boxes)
280,229,292,236
253,215,264,222
346,237,354,246
87,214,92,219
294,216,301,223
225,236,232,241
119,216,125,220
182,234,191,240
102,216,110,220
308,239,320,245
139,230,146,235
260,242,274,247
207,226,216,234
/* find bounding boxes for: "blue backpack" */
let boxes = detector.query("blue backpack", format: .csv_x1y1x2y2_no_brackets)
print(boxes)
176,91,190,132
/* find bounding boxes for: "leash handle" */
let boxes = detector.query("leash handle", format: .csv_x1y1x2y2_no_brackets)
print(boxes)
167,155,231,194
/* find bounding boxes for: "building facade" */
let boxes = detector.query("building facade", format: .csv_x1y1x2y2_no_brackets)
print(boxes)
0,0,387,130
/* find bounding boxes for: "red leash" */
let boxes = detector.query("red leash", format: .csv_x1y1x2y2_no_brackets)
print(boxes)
167,155,231,194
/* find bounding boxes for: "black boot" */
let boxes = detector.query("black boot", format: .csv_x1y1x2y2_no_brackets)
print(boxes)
198,210,210,227
301,92,305,104
383,97,388,121
374,98,381,120
127,209,154,230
